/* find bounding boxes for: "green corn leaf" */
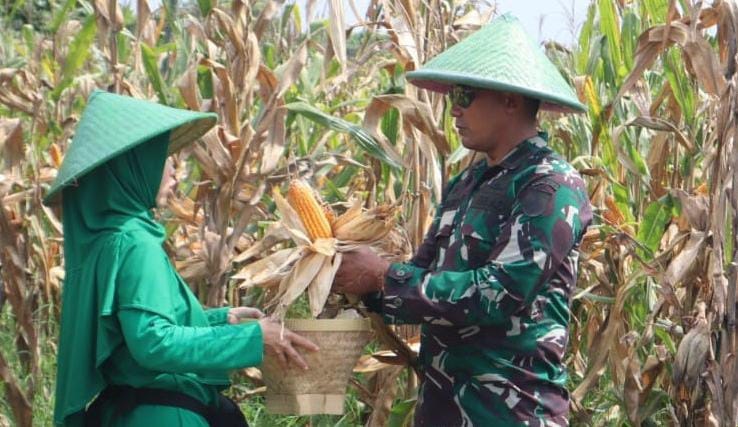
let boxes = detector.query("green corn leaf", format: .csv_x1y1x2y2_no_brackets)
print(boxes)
621,10,639,72
576,2,597,74
8,0,26,21
642,0,669,24
387,399,417,427
637,196,674,257
197,65,214,99
598,0,626,80
141,43,169,105
51,14,96,101
49,0,78,34
285,102,402,169
612,181,634,223
197,0,212,17
664,48,696,126
381,107,400,146
290,3,302,34
333,164,358,188
22,24,34,54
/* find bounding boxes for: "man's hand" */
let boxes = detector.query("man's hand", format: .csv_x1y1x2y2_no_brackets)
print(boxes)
332,246,390,296
259,317,319,370
227,306,264,324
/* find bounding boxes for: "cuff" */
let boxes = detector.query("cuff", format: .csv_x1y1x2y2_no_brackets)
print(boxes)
205,307,231,326
380,263,425,324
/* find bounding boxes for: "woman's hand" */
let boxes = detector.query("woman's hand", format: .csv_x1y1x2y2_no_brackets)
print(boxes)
227,307,265,324
259,317,319,370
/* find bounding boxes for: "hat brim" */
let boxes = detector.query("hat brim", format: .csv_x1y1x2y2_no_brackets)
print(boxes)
43,91,218,205
407,70,587,114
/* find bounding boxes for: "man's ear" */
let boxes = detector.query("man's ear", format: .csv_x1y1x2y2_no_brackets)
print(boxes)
502,92,522,113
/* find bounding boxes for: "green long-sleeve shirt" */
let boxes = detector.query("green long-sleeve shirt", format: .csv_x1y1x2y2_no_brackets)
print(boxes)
57,230,263,427
97,236,263,426
99,308,262,425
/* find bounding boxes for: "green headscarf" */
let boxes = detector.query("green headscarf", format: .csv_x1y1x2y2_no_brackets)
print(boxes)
54,131,170,425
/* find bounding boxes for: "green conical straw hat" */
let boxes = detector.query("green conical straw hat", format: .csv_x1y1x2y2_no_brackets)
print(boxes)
406,13,586,113
44,90,217,205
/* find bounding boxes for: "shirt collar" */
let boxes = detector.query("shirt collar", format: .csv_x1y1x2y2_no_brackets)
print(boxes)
498,131,548,170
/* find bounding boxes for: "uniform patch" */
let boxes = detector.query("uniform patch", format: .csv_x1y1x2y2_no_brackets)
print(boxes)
519,179,559,217
470,186,509,211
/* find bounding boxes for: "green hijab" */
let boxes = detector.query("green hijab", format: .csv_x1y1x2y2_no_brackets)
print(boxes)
54,132,170,425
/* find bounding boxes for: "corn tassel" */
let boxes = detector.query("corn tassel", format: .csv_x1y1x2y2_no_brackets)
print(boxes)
287,179,333,240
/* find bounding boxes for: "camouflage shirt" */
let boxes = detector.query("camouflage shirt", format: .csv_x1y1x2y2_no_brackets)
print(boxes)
370,134,592,426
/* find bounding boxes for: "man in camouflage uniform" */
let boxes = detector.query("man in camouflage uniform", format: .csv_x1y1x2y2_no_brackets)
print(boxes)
333,14,591,426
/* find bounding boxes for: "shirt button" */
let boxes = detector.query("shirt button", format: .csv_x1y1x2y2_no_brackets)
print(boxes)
396,270,406,277
392,297,403,307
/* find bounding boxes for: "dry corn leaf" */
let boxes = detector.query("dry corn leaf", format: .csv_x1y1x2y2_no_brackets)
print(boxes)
662,231,706,288
382,0,419,68
572,275,638,406
233,247,303,287
232,223,291,264
272,189,310,245
334,206,395,243
177,61,201,111
328,0,347,70
136,0,151,41
623,355,643,424
211,8,246,53
671,189,708,231
353,353,394,374
307,252,342,317
192,140,224,185
673,303,709,390
331,197,363,232
253,0,282,39
310,237,337,257
0,119,24,170
94,0,124,31
257,103,286,175
273,251,327,317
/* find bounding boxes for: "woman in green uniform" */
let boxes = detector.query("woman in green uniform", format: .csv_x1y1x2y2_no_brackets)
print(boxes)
46,91,317,426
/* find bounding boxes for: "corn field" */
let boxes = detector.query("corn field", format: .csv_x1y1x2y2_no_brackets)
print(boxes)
1,0,738,425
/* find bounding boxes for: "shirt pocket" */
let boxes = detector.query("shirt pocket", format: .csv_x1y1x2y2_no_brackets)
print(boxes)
460,187,511,268
431,208,456,268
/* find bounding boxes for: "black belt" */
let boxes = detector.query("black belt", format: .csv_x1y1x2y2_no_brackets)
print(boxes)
84,385,248,426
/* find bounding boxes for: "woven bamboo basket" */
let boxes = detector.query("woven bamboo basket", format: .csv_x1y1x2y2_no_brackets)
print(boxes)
261,317,372,415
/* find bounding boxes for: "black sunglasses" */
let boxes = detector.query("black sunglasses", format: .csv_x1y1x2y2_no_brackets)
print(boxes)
448,85,477,108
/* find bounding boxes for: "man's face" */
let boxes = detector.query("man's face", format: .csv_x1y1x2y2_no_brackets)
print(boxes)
450,86,507,153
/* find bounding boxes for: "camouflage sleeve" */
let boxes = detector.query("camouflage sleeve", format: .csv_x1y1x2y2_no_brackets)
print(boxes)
379,176,591,326
362,175,457,313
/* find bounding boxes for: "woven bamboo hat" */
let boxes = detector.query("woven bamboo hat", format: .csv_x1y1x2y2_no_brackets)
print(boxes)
406,13,586,113
44,90,217,205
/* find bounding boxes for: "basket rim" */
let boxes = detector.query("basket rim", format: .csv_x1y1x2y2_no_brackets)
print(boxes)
283,317,372,331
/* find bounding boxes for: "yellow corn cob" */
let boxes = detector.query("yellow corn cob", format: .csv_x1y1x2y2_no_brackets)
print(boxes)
287,179,333,240
323,204,336,227
50,143,63,168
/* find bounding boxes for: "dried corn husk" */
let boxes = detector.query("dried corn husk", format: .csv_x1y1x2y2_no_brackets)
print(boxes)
234,180,401,318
